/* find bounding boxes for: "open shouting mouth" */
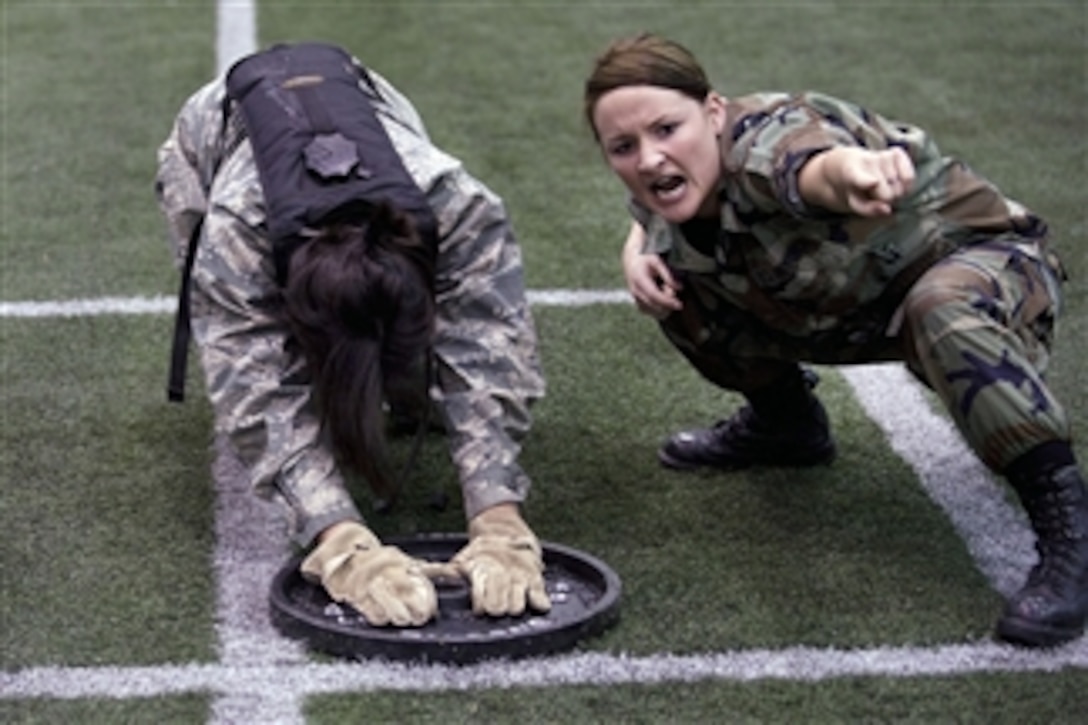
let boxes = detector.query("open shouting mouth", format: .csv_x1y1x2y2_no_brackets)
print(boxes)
649,174,686,204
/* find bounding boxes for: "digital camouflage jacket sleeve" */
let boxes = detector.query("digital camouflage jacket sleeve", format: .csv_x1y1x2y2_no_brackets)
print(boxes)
155,63,544,546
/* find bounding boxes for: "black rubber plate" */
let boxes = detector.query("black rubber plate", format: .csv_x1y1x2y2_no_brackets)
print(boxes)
269,533,622,664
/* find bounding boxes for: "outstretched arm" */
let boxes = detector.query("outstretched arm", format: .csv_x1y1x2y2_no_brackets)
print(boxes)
156,78,363,548
428,166,545,520
797,145,916,217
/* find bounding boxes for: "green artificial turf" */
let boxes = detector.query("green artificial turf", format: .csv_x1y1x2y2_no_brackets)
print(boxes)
1,316,217,667
307,670,1088,724
0,695,211,725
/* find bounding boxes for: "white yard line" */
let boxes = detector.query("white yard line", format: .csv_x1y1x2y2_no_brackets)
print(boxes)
207,5,272,719
4,641,1086,699
210,438,306,725
0,291,630,318
216,0,256,76
0,295,177,318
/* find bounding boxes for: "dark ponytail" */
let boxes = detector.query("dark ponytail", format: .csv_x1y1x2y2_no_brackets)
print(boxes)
282,202,435,501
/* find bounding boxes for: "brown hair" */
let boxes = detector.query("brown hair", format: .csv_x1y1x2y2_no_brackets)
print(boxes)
282,202,435,502
584,33,712,139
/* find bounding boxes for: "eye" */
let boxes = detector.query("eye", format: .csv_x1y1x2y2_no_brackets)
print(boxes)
654,121,678,139
606,138,635,158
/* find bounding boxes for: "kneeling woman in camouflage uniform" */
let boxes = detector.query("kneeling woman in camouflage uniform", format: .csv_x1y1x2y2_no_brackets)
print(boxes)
584,33,1086,648
155,43,549,627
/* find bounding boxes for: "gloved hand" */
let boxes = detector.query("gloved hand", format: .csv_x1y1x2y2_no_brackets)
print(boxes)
449,505,551,617
300,521,438,627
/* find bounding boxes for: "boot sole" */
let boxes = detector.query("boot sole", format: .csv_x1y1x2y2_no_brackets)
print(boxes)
657,446,836,472
995,615,1085,648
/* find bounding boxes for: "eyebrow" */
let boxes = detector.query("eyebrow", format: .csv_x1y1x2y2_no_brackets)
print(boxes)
602,110,676,141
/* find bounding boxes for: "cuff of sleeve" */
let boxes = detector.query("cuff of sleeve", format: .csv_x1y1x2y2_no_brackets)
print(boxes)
460,461,531,522
296,509,365,550
774,147,839,219
277,454,364,548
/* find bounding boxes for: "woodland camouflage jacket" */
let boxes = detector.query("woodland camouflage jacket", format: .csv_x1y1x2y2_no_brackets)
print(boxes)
632,91,1052,354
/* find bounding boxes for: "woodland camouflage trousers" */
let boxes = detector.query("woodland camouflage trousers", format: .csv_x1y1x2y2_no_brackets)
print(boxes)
660,235,1070,473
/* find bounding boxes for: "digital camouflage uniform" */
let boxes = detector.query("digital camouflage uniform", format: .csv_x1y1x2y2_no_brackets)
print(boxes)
156,61,544,546
633,91,1070,473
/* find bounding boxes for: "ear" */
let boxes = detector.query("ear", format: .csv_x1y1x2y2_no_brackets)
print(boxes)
706,91,728,135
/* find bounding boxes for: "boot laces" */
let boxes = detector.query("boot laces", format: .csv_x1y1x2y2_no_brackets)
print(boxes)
1024,486,1088,590
713,406,762,436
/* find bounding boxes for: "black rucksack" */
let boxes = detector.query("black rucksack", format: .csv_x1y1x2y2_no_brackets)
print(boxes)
167,43,438,402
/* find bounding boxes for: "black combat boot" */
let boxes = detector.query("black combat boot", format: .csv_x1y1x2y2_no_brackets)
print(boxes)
658,368,836,471
996,463,1088,647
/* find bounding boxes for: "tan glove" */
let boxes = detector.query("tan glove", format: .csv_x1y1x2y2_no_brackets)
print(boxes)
300,521,438,627
449,505,551,617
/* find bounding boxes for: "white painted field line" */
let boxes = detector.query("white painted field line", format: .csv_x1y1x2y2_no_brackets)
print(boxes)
208,4,271,718
0,295,176,318
210,437,307,725
215,0,256,76
4,640,1086,700
0,290,631,318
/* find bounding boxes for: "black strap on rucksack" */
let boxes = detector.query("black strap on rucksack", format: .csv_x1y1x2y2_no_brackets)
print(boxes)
166,217,204,402
167,42,438,403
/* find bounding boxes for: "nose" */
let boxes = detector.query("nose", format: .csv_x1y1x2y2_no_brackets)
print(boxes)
637,141,664,173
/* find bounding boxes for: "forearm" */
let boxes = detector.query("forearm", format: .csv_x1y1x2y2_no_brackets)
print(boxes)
622,221,647,266
191,210,361,546
434,262,544,520
438,363,539,520
796,148,852,213
196,300,362,545
430,179,544,521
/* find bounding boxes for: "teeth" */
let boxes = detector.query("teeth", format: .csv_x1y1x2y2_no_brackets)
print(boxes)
651,176,685,200
651,175,683,192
